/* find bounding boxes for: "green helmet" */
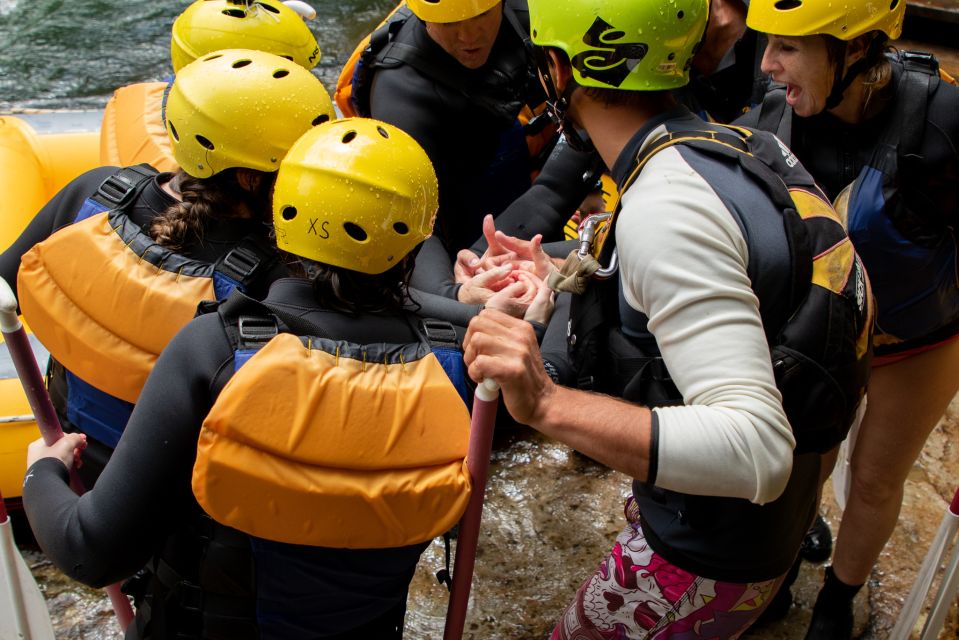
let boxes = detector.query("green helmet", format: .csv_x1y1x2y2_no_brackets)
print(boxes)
528,0,708,91
171,0,321,72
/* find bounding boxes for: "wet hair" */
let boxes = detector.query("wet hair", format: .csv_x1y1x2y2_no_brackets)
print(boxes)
150,169,276,251
822,31,893,109
289,256,417,316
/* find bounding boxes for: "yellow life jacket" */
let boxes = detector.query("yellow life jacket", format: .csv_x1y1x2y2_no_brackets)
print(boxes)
192,306,472,549
100,81,178,173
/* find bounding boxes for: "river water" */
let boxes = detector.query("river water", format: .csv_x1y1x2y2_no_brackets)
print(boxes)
3,1,959,638
0,0,390,111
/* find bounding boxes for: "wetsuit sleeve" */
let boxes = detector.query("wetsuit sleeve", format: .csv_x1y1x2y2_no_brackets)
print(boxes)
616,146,794,505
0,167,117,298
410,236,462,300
22,314,232,588
470,142,605,253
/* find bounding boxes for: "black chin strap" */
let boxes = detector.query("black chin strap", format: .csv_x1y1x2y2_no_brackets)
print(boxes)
825,35,885,110
532,45,596,153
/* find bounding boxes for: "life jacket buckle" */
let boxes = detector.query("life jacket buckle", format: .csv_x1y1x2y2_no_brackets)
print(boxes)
421,319,458,346
237,315,278,348
220,246,261,281
95,173,140,209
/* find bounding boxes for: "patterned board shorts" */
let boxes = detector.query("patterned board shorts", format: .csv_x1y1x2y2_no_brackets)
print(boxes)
551,498,784,640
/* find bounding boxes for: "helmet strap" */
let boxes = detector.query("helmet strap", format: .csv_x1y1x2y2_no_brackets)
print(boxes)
532,46,595,153
824,35,882,111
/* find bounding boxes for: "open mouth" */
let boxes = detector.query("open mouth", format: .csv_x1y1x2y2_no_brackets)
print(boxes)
785,83,801,106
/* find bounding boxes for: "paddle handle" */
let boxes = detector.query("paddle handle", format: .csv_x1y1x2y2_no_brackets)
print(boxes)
443,380,499,640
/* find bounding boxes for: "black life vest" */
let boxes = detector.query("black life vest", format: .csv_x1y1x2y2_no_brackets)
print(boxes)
754,51,959,350
569,124,873,455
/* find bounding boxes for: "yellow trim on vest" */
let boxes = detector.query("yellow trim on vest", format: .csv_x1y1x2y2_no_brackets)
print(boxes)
811,238,854,295
193,333,472,548
100,82,178,173
790,188,844,225
18,212,215,402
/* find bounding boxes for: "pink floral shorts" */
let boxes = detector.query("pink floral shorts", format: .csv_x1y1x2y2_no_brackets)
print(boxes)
551,498,784,640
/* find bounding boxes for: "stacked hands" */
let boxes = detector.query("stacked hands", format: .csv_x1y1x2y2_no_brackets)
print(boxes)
454,215,559,325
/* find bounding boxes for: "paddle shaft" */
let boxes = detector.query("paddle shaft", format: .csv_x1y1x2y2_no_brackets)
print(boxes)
443,380,499,640
0,488,33,640
0,288,135,632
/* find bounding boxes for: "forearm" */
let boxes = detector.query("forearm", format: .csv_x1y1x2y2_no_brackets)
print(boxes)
531,384,654,481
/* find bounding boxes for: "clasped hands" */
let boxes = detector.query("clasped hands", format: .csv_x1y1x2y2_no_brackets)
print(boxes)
454,215,558,325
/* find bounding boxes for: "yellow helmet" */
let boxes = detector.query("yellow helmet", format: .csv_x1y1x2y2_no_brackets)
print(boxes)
165,49,334,178
406,0,500,24
746,0,905,40
171,0,321,72
273,119,438,275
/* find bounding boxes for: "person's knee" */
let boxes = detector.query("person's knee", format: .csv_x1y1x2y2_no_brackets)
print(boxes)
847,462,905,508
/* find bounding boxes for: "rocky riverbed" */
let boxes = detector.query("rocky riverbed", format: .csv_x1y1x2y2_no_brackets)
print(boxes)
17,393,959,639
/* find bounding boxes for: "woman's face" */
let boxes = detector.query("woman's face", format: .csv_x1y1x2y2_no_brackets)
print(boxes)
761,34,836,117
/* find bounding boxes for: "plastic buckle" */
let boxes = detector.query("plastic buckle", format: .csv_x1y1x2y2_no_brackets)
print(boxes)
421,319,457,345
221,246,261,280
95,174,139,208
900,50,937,72
237,315,278,345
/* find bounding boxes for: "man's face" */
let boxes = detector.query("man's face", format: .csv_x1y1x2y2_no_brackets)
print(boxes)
424,5,503,69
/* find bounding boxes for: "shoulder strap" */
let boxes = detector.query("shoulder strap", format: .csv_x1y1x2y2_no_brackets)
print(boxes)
754,86,792,145
611,126,813,311
75,163,158,222
893,51,940,159
211,234,283,300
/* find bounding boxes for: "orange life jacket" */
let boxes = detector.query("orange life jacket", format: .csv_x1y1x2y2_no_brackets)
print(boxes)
192,301,472,549
100,81,178,173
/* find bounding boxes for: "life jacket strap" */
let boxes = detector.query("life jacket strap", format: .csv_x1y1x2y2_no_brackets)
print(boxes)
91,164,158,211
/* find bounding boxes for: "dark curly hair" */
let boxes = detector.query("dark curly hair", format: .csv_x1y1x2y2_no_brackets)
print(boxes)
150,169,276,251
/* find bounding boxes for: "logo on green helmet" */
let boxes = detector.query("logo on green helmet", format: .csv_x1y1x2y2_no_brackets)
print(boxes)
570,17,648,87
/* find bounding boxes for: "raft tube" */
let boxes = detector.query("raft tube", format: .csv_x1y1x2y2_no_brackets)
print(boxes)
0,112,100,504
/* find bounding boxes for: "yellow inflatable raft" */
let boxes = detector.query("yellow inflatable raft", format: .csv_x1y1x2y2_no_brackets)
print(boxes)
0,111,101,505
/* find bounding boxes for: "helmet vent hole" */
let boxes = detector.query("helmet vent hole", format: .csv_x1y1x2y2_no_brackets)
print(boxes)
281,206,297,221
677,10,685,18
169,123,180,142
890,0,899,8
261,2,280,13
773,0,803,9
423,0,441,5
393,222,409,235
377,126,390,139
202,53,224,62
196,134,215,150
668,52,676,60
312,114,330,126
344,222,368,242
221,8,246,18
342,131,358,144
273,69,290,78
232,59,253,69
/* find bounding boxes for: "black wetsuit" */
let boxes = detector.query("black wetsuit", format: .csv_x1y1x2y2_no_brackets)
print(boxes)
1,167,286,485
23,278,428,639
365,0,602,255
